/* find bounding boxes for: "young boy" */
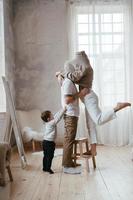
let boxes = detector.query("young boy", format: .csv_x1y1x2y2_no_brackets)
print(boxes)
41,108,66,174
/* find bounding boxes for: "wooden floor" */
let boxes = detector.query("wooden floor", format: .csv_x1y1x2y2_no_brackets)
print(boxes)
1,146,133,200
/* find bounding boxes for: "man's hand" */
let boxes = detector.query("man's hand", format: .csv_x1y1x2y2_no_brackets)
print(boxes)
56,73,64,86
55,71,61,77
78,88,90,99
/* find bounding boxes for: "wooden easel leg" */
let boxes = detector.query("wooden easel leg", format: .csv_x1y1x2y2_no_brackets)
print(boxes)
6,166,13,182
92,156,96,169
2,77,27,168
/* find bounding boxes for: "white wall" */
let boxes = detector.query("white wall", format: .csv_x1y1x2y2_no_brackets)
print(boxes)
13,0,68,144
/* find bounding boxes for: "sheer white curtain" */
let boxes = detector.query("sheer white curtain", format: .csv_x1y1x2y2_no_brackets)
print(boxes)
0,0,6,112
67,0,133,146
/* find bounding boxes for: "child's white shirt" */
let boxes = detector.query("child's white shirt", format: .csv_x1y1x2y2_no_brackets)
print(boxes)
43,109,65,142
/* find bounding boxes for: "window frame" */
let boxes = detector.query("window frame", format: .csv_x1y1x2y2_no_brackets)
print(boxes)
74,5,126,106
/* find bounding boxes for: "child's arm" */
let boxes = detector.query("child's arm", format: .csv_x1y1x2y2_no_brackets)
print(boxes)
53,108,66,124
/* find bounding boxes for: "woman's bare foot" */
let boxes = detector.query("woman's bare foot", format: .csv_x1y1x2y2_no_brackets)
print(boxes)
90,143,97,156
114,102,131,112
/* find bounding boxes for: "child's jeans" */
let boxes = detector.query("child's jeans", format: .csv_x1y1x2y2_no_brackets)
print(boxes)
43,140,55,171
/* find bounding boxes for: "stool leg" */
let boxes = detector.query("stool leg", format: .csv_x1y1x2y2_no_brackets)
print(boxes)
92,156,96,169
32,140,35,152
79,142,83,156
85,140,89,153
6,166,13,182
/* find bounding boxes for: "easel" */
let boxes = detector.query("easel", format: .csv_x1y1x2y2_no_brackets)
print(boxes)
2,76,27,168
3,112,12,143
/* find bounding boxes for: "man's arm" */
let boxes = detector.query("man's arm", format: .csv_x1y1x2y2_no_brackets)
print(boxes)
78,88,90,98
64,88,89,103
73,88,90,100
65,94,75,104
63,82,89,103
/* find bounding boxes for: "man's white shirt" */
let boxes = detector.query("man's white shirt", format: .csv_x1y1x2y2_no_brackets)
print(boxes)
61,78,79,117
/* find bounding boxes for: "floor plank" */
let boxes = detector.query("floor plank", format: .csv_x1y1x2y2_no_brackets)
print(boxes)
0,146,133,200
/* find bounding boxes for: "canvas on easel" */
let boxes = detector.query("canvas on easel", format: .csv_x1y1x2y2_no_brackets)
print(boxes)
2,76,27,168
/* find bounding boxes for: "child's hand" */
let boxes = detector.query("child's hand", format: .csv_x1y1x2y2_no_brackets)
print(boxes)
63,105,67,112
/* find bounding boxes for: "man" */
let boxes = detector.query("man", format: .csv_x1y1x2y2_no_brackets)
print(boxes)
56,73,81,174
57,51,131,155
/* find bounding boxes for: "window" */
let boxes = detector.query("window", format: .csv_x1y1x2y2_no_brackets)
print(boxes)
0,0,6,112
73,4,126,107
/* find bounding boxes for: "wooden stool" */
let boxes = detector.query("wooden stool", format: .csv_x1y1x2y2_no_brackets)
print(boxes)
73,138,96,172
0,142,13,186
32,140,42,152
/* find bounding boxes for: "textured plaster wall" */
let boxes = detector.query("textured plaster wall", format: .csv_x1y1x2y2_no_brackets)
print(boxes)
13,0,68,144
13,0,68,111
4,0,15,97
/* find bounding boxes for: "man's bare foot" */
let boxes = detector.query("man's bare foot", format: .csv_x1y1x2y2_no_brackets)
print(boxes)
90,143,97,156
114,102,131,112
